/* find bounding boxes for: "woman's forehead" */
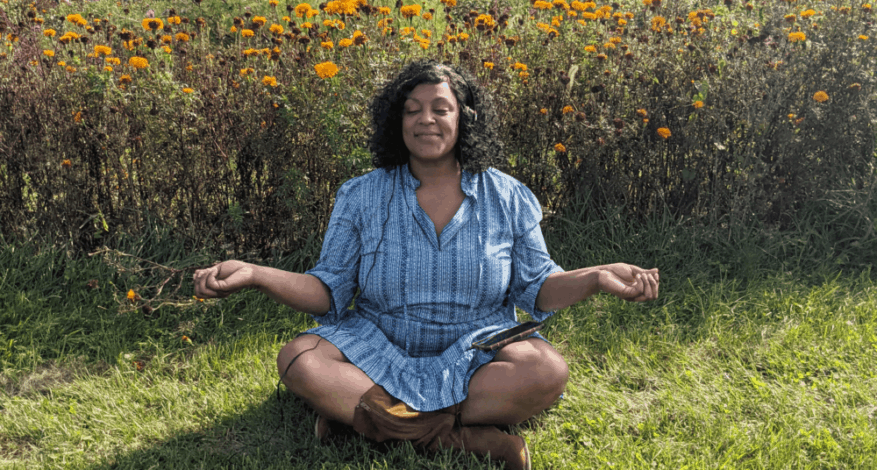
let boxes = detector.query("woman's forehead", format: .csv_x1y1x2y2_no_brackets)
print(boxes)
405,81,456,103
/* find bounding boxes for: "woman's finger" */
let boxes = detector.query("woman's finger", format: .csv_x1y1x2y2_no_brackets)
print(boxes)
638,273,652,300
194,267,221,298
649,273,659,299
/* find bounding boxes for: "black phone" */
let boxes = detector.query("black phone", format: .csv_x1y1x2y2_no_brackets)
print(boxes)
470,321,543,351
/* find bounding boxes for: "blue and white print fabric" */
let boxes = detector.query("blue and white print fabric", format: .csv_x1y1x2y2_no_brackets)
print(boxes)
302,162,564,412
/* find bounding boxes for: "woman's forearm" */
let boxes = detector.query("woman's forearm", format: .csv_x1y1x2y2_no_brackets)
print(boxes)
535,266,603,312
253,266,331,317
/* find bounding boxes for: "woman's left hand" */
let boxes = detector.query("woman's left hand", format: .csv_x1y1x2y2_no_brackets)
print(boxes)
597,263,660,302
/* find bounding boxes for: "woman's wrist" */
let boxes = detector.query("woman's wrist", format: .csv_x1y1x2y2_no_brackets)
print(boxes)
249,264,268,291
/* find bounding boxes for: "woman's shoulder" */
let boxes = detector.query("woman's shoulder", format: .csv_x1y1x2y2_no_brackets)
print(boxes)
475,167,537,204
336,167,395,199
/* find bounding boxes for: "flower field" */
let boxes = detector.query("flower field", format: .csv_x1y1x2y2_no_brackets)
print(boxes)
2,2,877,469
1,0,875,255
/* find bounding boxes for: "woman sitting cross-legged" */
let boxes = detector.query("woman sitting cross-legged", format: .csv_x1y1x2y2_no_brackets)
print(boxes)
193,60,659,470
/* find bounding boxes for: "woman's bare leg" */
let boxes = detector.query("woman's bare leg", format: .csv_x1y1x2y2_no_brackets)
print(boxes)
276,334,374,425
459,338,569,426
277,335,567,427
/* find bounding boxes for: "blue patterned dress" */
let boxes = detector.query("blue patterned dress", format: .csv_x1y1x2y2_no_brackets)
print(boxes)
302,163,565,412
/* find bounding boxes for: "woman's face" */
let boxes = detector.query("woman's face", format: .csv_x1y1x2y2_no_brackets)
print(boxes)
401,80,460,165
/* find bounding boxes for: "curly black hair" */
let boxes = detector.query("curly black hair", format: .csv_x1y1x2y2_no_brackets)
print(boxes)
367,59,503,174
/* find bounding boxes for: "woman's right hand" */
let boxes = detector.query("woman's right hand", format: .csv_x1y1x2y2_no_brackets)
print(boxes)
193,260,257,299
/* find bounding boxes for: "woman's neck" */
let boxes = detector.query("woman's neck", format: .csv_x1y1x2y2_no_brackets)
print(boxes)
408,156,461,190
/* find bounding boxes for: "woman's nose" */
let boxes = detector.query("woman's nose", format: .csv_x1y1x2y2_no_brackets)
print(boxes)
418,109,436,124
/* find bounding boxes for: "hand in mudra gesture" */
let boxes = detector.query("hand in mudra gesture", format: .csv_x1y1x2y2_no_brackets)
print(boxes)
193,260,256,299
598,263,660,302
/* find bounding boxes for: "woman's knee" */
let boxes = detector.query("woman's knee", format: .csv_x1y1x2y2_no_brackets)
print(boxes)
276,334,334,392
527,342,569,399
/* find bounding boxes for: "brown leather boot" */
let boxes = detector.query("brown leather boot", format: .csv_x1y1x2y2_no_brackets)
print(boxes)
352,385,530,470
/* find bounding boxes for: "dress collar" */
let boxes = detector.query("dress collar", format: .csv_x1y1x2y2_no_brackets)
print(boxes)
400,162,478,202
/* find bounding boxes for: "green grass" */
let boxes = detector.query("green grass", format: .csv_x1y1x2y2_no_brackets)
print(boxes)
2,204,877,469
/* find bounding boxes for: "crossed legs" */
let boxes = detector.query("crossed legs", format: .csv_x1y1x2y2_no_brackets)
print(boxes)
276,334,569,427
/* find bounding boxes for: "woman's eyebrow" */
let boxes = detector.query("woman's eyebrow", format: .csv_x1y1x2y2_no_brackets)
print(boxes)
404,97,455,106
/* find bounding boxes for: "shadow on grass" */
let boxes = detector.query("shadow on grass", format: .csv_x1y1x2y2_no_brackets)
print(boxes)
88,391,498,470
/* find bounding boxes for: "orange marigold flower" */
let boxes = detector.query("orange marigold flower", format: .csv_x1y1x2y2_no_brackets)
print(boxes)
513,62,527,71
167,15,182,25
43,49,54,57
321,40,334,49
253,16,267,26
788,31,806,42
57,61,66,67
142,18,164,31
183,87,194,93
106,57,121,65
128,56,149,69
339,38,353,47
483,61,494,69
240,67,255,76
813,91,829,102
62,159,72,168
540,108,548,115
475,14,496,28
43,29,56,37
554,143,567,152
66,14,87,27
858,35,869,40
73,111,82,123
584,45,597,53
325,0,357,15
270,24,284,34
534,1,553,9
636,108,648,117
176,32,190,42
801,9,816,18
400,5,422,18
693,100,704,109
104,66,113,72
518,71,529,79
562,105,574,114
657,127,671,139
262,75,278,87
119,74,132,84
93,45,112,56
241,29,254,37
127,289,137,302
440,0,456,6
295,3,313,17
314,61,339,79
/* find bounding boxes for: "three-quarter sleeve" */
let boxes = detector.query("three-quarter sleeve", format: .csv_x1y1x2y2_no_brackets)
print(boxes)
304,180,362,325
508,183,565,322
